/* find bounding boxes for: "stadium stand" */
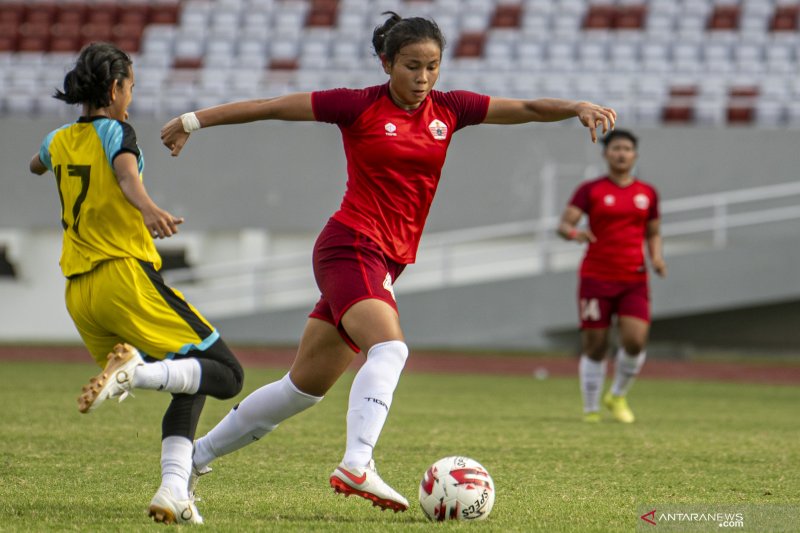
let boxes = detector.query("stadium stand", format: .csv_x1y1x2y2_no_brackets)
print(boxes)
0,0,798,125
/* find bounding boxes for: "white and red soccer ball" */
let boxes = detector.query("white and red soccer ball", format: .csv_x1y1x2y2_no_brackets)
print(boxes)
418,456,495,521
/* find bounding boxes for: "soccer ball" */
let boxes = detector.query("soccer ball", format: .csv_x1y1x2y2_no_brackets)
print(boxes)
418,456,495,521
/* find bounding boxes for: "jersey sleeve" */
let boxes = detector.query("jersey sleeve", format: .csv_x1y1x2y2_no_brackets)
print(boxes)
94,119,143,173
312,86,379,127
38,130,58,172
569,182,592,212
434,90,490,131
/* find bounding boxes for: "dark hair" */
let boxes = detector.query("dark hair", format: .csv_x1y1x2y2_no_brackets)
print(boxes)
372,11,445,64
54,42,132,109
602,129,638,150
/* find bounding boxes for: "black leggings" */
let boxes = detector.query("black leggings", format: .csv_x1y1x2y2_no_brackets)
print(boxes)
162,337,244,440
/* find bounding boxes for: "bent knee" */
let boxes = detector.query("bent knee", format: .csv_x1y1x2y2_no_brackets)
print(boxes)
197,358,244,399
220,361,244,399
621,340,646,355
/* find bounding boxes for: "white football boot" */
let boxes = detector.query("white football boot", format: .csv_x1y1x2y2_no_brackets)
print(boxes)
77,343,143,413
148,486,204,525
329,459,409,512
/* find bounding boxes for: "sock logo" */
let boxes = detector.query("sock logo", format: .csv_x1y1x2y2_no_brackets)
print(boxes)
364,397,388,411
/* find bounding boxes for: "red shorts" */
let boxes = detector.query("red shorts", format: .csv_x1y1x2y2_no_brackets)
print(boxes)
578,276,650,329
309,218,406,351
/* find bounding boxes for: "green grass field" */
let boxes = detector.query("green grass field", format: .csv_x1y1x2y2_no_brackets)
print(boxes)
1,360,798,532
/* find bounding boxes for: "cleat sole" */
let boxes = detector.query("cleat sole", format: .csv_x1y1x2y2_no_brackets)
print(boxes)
76,344,138,414
148,505,177,524
329,477,408,512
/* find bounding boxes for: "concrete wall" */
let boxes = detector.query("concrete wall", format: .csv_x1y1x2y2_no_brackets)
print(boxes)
4,118,800,233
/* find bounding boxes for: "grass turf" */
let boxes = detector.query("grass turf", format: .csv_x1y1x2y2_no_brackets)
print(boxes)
0,360,798,532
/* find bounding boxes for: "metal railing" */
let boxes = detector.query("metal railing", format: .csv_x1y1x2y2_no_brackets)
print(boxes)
163,170,800,317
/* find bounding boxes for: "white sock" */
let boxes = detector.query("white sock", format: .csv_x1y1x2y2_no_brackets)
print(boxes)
579,355,606,413
343,340,408,468
133,359,202,394
160,436,193,500
611,348,646,397
193,373,321,470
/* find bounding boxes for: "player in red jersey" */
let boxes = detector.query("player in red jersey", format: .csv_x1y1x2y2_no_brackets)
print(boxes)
161,12,617,512
558,130,666,424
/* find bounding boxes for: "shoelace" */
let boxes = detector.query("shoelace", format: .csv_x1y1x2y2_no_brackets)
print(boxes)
117,390,134,403
189,466,212,501
113,367,135,402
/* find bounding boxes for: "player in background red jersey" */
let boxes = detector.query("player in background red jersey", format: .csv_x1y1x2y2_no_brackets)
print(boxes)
161,12,616,512
558,130,666,424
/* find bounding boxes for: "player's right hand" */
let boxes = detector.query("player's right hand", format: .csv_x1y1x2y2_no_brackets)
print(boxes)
652,257,667,277
160,117,190,157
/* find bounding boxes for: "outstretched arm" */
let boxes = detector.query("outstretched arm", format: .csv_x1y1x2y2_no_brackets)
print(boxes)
484,98,617,143
161,92,314,156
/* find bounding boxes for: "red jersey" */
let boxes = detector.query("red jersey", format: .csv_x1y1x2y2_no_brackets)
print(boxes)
569,176,659,281
312,83,489,263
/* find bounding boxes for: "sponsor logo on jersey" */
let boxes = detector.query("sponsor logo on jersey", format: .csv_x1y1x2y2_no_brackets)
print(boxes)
383,272,396,300
603,194,616,206
384,122,397,136
428,119,448,140
634,193,650,210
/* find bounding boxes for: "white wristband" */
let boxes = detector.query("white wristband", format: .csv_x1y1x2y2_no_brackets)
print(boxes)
180,112,201,133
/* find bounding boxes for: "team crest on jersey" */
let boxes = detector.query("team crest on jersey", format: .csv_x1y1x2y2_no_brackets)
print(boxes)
428,119,448,140
383,272,396,301
603,194,616,206
384,122,397,137
634,193,650,210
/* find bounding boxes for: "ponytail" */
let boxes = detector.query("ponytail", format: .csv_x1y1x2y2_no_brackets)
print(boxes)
54,42,132,109
371,11,445,64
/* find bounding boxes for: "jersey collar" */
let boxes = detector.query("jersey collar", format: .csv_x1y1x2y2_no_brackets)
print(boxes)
77,116,114,123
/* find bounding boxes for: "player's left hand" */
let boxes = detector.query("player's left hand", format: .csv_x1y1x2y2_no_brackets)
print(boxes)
652,257,667,278
575,102,617,143
144,206,185,239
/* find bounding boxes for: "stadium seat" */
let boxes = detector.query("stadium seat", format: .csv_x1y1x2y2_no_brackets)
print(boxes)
785,101,800,127
708,5,740,31
5,90,36,114
491,5,522,29
454,32,487,58
770,6,799,32
727,84,757,125
754,100,784,127
633,100,662,125
662,101,694,124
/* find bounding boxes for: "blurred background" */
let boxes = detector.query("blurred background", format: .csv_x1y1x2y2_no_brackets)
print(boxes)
1,0,799,356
